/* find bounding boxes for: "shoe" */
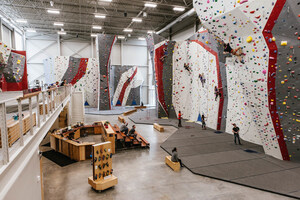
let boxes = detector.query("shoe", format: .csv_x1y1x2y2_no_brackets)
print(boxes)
240,60,245,64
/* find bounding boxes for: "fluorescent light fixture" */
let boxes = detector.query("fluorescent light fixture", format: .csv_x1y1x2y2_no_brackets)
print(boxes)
138,37,145,41
91,34,97,37
57,31,66,35
173,7,185,12
95,14,106,19
92,25,102,30
47,9,60,14
16,19,27,23
54,22,64,26
118,35,125,39
101,0,112,2
27,29,36,33
147,30,154,34
144,3,157,8
123,28,133,32
132,18,142,22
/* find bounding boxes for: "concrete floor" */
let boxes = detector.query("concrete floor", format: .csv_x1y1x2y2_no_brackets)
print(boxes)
41,114,294,200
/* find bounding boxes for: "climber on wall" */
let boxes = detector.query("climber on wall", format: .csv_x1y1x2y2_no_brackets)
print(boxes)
184,63,192,74
199,73,205,87
214,86,222,101
223,36,244,64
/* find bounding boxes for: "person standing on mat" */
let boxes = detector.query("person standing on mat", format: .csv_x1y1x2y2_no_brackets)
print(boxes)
171,147,183,167
201,114,206,130
232,123,241,145
178,111,182,127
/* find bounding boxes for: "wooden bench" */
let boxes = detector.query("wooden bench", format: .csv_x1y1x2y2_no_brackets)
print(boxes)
123,109,137,116
135,131,150,147
134,106,147,109
153,123,164,132
118,116,125,123
165,156,180,172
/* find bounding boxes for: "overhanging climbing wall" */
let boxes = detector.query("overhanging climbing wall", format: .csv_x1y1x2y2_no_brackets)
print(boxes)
194,0,290,160
97,34,116,110
61,57,88,85
0,50,28,91
0,41,11,64
154,40,177,118
111,66,143,106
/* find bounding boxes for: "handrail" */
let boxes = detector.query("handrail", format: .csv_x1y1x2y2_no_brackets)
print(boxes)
18,91,41,100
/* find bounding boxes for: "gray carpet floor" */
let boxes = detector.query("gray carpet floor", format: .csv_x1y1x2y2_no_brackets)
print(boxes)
130,109,300,199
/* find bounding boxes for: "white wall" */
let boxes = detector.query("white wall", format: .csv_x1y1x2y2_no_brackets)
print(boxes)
4,148,42,200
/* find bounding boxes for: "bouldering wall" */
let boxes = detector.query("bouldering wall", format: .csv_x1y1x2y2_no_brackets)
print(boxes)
193,0,291,160
61,57,88,85
97,34,116,110
111,66,143,106
54,56,69,83
43,57,55,84
0,41,11,64
172,30,224,130
273,0,300,161
154,40,177,118
0,50,28,91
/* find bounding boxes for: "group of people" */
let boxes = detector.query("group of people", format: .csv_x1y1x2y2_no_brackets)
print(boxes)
120,122,137,138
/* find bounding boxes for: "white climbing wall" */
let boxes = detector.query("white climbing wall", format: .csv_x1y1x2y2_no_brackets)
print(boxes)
194,0,283,159
54,56,69,82
112,66,143,106
0,40,11,64
173,41,220,129
43,57,55,84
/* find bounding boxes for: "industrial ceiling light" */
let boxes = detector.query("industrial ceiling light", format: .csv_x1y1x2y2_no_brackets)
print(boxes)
57,31,66,35
54,22,64,26
128,34,131,37
138,37,145,41
95,14,106,19
118,35,125,39
91,34,97,37
47,9,60,14
144,3,157,8
173,7,185,12
92,25,102,29
27,29,36,33
50,1,54,6
132,18,142,22
147,30,154,34
123,28,133,32
143,12,147,17
101,0,112,2
16,19,27,23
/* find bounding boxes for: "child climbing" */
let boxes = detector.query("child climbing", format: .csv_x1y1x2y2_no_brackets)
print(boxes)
214,86,222,101
223,36,244,64
201,114,206,130
184,63,191,74
178,111,182,127
160,47,167,62
199,73,205,87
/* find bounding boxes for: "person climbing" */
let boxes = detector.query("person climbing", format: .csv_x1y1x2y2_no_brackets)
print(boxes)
223,36,244,64
232,123,242,145
120,121,129,135
184,63,191,73
201,114,206,130
214,86,222,101
160,47,167,62
171,147,183,167
199,73,205,87
178,111,182,127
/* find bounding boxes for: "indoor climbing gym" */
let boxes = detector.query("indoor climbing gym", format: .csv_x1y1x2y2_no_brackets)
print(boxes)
0,0,299,199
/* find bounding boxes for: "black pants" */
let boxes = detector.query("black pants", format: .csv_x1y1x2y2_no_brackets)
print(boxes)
234,133,241,144
178,159,183,167
121,128,128,135
178,118,182,127
202,122,206,129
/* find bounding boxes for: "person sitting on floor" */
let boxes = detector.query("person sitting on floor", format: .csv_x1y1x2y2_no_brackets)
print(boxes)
120,122,129,135
171,147,183,167
127,125,137,138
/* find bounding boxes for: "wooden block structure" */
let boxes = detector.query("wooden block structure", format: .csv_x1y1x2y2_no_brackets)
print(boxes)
118,116,125,123
88,141,118,191
59,106,68,128
0,112,36,148
153,123,164,132
165,156,180,172
39,101,54,115
123,109,137,116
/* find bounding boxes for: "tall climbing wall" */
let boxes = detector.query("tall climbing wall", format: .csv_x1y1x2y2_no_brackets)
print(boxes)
43,57,55,84
111,66,143,106
0,50,28,91
154,40,177,118
193,0,290,160
97,34,116,110
173,32,223,130
273,0,300,161
0,41,11,64
61,57,88,85
54,56,69,82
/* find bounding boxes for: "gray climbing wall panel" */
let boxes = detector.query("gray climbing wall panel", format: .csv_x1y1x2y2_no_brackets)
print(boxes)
97,34,116,110
1,52,26,83
274,0,300,161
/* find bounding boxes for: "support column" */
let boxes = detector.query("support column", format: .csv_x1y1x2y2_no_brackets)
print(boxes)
29,97,33,135
0,103,9,164
17,99,24,146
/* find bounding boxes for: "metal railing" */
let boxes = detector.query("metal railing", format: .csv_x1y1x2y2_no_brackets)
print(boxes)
0,85,73,165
